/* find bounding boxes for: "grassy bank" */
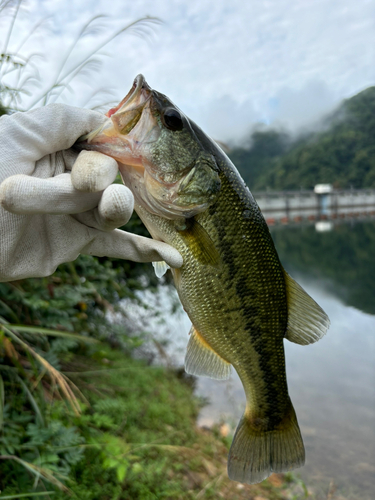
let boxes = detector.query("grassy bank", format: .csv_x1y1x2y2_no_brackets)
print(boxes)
1,346,303,499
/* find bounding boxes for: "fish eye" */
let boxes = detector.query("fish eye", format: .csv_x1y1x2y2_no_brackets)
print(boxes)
162,107,183,131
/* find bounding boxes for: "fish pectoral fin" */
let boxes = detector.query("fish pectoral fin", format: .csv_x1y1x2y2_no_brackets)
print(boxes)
179,218,220,267
185,325,231,380
284,271,330,345
152,260,170,278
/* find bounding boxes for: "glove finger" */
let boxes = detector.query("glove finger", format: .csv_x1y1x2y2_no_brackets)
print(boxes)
0,173,102,215
70,151,119,192
61,149,79,171
74,184,134,232
0,210,182,281
0,105,106,172
81,228,183,269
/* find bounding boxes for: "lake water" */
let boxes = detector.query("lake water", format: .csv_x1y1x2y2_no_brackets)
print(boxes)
124,219,375,500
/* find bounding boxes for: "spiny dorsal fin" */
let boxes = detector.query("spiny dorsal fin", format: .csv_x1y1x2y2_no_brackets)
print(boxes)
185,325,231,380
284,271,330,345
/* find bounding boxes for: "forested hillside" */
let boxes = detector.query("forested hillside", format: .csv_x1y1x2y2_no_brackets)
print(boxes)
229,87,375,190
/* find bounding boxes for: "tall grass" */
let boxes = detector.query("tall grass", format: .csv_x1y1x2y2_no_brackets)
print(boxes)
0,0,161,112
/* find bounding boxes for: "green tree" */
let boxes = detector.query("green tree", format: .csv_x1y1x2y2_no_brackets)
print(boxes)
228,129,290,188
230,87,375,190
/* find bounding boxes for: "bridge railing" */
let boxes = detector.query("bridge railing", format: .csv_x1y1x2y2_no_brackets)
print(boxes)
253,189,375,226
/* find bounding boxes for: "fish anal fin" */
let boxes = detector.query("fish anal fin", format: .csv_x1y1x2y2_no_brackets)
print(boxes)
185,325,231,380
284,271,330,345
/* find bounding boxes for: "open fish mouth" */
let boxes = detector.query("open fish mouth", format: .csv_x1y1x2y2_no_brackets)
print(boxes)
106,74,150,119
74,74,160,169
78,74,152,144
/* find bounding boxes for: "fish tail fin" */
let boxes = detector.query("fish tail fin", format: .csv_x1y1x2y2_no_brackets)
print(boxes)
228,401,305,484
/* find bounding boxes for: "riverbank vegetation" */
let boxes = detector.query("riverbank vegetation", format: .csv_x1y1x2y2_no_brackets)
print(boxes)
229,87,375,191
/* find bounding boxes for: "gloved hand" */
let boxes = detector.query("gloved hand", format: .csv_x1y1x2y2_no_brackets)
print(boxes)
0,104,182,282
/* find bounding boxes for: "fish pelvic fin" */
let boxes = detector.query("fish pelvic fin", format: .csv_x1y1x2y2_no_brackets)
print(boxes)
284,271,330,345
152,260,170,278
228,400,305,484
185,325,231,380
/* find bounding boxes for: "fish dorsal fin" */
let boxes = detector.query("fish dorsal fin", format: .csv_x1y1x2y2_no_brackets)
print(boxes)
284,271,330,345
178,218,220,267
185,325,231,380
152,260,170,278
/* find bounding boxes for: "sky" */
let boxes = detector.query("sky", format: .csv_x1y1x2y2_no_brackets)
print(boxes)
1,0,375,142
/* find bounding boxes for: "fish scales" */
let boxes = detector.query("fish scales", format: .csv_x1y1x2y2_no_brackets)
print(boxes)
76,74,330,484
169,169,289,420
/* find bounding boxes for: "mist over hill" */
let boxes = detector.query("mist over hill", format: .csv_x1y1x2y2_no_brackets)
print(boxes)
229,87,375,190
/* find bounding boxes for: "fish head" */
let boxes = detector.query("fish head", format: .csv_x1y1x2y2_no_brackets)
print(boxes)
79,74,221,219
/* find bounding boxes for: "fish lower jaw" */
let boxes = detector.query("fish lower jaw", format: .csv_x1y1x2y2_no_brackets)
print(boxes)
118,157,144,175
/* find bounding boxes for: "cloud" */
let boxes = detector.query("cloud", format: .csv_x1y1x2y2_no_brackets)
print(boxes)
267,81,340,133
1,0,374,140
184,95,259,144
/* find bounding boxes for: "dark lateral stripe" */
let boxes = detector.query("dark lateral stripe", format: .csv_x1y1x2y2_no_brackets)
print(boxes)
214,177,289,428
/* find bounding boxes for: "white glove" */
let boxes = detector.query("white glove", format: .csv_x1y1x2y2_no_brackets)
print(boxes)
0,104,182,282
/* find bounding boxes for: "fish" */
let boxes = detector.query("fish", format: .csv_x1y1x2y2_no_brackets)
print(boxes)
76,74,330,484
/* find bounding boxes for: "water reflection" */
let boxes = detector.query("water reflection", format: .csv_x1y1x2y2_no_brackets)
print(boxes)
124,219,375,499
285,283,375,499
271,219,375,315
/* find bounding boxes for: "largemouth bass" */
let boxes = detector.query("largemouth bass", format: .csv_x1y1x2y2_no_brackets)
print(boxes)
77,75,330,484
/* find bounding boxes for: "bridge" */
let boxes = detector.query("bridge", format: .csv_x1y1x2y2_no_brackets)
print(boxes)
254,186,375,230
